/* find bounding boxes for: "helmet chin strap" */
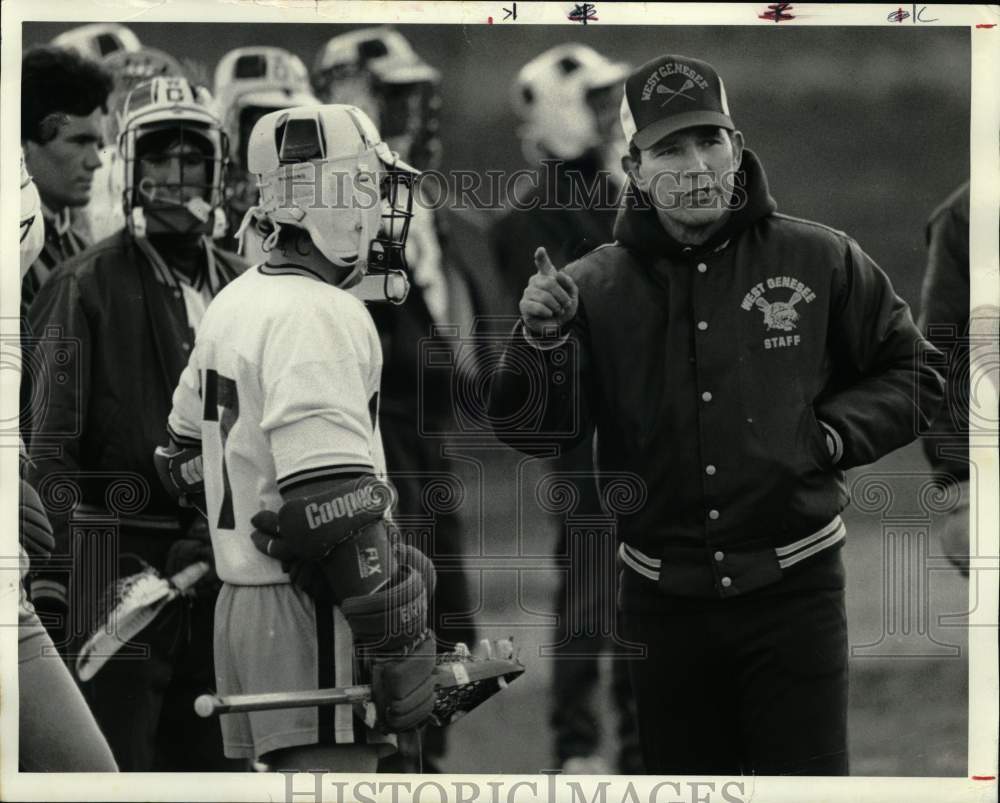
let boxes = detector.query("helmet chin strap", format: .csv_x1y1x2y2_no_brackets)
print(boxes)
254,219,365,289
131,194,218,238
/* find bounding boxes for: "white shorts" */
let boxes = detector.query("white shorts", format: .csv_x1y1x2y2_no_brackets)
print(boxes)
214,582,395,760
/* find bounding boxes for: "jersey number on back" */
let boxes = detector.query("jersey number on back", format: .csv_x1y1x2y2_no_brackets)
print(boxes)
203,369,240,530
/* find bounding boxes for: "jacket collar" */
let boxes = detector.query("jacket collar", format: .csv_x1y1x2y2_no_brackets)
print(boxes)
612,148,777,259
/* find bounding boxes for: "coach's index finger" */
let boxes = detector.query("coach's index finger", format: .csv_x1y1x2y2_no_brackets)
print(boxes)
534,246,558,277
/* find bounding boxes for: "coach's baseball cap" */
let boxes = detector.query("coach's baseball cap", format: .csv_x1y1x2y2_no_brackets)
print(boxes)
620,54,734,150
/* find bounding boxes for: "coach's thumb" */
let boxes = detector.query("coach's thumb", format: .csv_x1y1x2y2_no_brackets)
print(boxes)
534,247,558,277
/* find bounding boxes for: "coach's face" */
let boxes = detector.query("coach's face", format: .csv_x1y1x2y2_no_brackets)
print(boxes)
23,108,105,210
630,125,744,228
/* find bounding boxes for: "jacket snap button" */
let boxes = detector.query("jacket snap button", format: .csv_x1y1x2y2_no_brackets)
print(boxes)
721,576,732,588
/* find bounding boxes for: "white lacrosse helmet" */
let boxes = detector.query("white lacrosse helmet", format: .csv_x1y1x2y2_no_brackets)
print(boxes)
513,44,630,161
103,47,186,143
51,23,141,61
118,77,228,239
214,47,317,169
20,153,44,280
312,28,441,169
241,104,418,289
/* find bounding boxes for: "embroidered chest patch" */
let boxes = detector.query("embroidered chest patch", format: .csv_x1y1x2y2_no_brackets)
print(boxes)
740,276,817,349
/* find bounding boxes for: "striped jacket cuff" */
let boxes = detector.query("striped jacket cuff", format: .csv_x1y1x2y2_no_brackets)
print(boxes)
277,464,375,494
167,424,201,448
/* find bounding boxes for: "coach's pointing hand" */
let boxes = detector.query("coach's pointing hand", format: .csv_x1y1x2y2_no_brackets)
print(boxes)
520,247,579,337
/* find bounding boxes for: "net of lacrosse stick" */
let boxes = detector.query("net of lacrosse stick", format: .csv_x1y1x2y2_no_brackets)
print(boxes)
75,560,210,682
194,638,524,728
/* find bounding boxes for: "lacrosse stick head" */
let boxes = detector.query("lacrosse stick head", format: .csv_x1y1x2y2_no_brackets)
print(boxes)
358,638,524,729
75,561,209,681
428,641,524,725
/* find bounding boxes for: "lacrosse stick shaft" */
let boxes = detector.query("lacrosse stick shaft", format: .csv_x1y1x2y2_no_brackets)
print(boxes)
196,684,371,716
195,657,524,719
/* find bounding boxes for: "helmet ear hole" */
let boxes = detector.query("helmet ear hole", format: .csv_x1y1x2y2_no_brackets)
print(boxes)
557,56,580,74
521,86,534,105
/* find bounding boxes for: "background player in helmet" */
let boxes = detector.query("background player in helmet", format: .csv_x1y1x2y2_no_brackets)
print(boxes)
213,46,317,251
82,44,188,242
489,43,641,775
26,76,246,771
312,28,482,771
159,103,435,771
492,43,629,307
50,22,141,62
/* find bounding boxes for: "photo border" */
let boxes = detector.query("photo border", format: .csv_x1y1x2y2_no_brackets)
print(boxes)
2,2,997,801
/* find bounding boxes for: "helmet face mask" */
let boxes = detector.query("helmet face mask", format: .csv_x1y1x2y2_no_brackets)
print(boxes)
370,165,416,274
131,123,227,235
586,83,626,145
119,77,229,239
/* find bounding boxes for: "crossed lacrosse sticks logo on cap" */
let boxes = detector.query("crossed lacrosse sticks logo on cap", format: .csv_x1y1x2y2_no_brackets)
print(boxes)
657,79,697,106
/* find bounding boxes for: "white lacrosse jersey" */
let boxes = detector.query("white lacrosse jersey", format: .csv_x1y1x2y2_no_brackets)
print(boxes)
167,265,385,585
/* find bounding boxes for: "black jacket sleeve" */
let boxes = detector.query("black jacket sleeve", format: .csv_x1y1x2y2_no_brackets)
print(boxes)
25,270,94,559
486,302,597,455
815,238,945,470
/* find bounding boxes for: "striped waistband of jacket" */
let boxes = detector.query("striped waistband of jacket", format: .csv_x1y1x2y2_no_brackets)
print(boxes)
619,515,847,582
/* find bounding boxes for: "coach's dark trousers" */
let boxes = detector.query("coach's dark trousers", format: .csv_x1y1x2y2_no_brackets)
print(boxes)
619,546,849,776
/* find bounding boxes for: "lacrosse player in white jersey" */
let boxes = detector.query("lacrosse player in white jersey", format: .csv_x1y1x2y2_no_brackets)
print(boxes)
157,104,437,771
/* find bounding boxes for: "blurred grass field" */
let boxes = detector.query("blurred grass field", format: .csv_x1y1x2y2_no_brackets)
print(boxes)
435,441,970,777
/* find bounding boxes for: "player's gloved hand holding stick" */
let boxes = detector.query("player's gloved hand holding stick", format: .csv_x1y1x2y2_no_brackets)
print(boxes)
520,246,579,338
249,476,436,733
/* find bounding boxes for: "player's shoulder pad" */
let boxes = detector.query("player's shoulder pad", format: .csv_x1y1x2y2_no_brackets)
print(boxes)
278,476,397,561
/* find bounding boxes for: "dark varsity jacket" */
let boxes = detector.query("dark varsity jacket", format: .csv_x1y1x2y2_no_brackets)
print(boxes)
488,149,945,599
26,230,246,615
